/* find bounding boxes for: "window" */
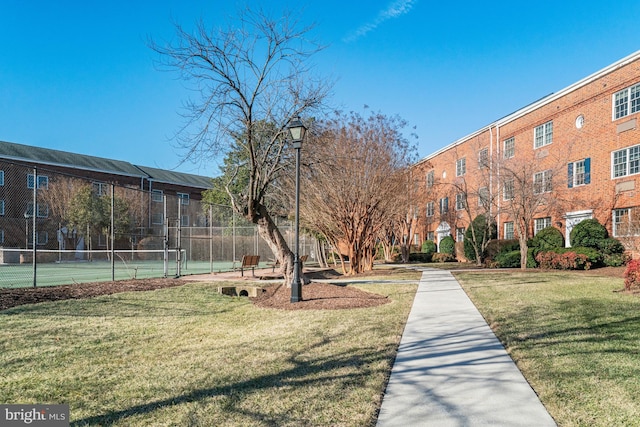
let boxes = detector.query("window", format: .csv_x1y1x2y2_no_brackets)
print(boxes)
152,189,163,202
426,201,435,217
413,233,420,245
26,202,49,218
503,179,514,201
613,208,640,237
613,83,640,120
534,217,552,235
426,231,434,241
152,213,164,225
456,158,466,177
93,182,106,196
534,170,553,194
613,145,640,178
177,193,190,205
439,197,449,214
27,174,48,189
534,121,553,148
0,170,4,186
478,148,489,168
28,231,48,246
456,227,465,242
426,170,434,188
456,193,466,210
568,158,591,187
0,199,4,216
478,187,489,207
504,222,514,239
0,229,4,244
181,215,190,227
503,137,515,159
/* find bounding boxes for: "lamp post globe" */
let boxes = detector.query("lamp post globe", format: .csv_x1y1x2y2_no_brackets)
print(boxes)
287,117,306,302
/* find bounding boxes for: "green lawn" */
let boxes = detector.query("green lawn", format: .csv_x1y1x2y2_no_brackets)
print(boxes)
0,277,418,426
455,270,640,427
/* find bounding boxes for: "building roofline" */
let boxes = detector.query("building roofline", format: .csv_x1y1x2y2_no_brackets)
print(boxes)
415,49,640,167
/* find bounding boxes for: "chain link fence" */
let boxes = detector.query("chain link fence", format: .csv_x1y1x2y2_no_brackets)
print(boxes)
0,161,317,288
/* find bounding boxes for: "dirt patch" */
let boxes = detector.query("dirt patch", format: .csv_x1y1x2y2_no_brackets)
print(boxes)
0,269,389,312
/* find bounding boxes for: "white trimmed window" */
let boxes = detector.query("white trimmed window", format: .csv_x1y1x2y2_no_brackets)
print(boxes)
181,215,190,227
0,229,4,244
26,202,49,218
0,170,4,186
503,137,515,159
503,179,514,201
426,170,434,188
28,231,48,246
152,189,163,202
613,208,640,237
456,227,465,242
178,193,190,205
92,182,106,196
456,158,466,177
439,197,449,214
456,193,466,210
534,217,552,235
426,231,434,241
568,158,591,187
613,83,640,120
478,187,489,207
534,170,553,194
27,174,48,189
478,148,489,168
0,199,4,216
534,121,553,149
613,145,640,178
426,201,435,217
152,213,164,225
504,222,514,239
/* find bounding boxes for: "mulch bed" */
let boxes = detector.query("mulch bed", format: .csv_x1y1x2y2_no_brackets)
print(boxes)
0,269,390,311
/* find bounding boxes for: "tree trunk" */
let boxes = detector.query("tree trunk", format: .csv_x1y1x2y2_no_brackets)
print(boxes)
252,203,308,286
519,235,528,270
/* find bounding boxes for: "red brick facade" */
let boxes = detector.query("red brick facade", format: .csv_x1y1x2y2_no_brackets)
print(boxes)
413,51,640,255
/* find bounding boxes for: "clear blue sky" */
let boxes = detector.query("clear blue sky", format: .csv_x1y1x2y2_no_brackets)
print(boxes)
2,1,639,177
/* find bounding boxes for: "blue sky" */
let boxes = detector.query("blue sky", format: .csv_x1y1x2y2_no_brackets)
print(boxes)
2,1,640,177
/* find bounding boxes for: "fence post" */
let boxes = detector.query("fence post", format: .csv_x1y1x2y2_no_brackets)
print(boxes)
163,195,168,278
176,199,182,277
32,167,37,287
111,184,115,281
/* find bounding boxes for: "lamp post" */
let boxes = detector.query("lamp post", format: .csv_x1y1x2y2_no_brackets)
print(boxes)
288,116,306,303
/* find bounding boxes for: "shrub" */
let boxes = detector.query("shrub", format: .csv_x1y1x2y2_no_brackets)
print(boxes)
486,239,520,261
535,251,591,270
569,246,604,267
440,236,456,256
409,252,432,263
624,259,640,291
432,252,456,263
530,226,564,255
570,219,608,248
495,250,521,268
603,253,631,267
421,240,437,256
463,215,497,261
597,237,625,255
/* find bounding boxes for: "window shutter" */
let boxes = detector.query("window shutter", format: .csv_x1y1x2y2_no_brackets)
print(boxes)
584,158,591,184
568,163,574,188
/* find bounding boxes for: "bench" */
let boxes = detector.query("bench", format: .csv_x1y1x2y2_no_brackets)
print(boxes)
270,254,309,272
240,255,260,277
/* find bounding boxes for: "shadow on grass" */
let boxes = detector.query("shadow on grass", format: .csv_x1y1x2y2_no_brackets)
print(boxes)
70,337,394,426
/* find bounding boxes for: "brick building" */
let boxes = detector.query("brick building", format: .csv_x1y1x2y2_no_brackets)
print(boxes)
0,140,212,252
413,50,640,255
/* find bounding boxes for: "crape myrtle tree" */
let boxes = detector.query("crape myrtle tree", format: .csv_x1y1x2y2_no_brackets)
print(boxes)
497,153,566,270
150,8,331,285
300,110,416,275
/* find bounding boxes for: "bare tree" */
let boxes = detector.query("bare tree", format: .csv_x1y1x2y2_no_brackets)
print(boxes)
150,8,331,284
497,153,566,269
300,111,416,275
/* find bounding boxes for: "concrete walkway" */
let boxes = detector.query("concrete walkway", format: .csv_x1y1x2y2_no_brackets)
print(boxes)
376,269,556,426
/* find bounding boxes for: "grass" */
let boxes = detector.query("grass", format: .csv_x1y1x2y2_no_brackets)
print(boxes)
0,276,418,426
454,270,640,427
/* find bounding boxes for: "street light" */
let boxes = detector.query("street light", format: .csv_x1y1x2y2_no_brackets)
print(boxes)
288,116,306,302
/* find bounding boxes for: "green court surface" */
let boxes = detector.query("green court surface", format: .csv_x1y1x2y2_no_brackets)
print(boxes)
0,260,255,288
